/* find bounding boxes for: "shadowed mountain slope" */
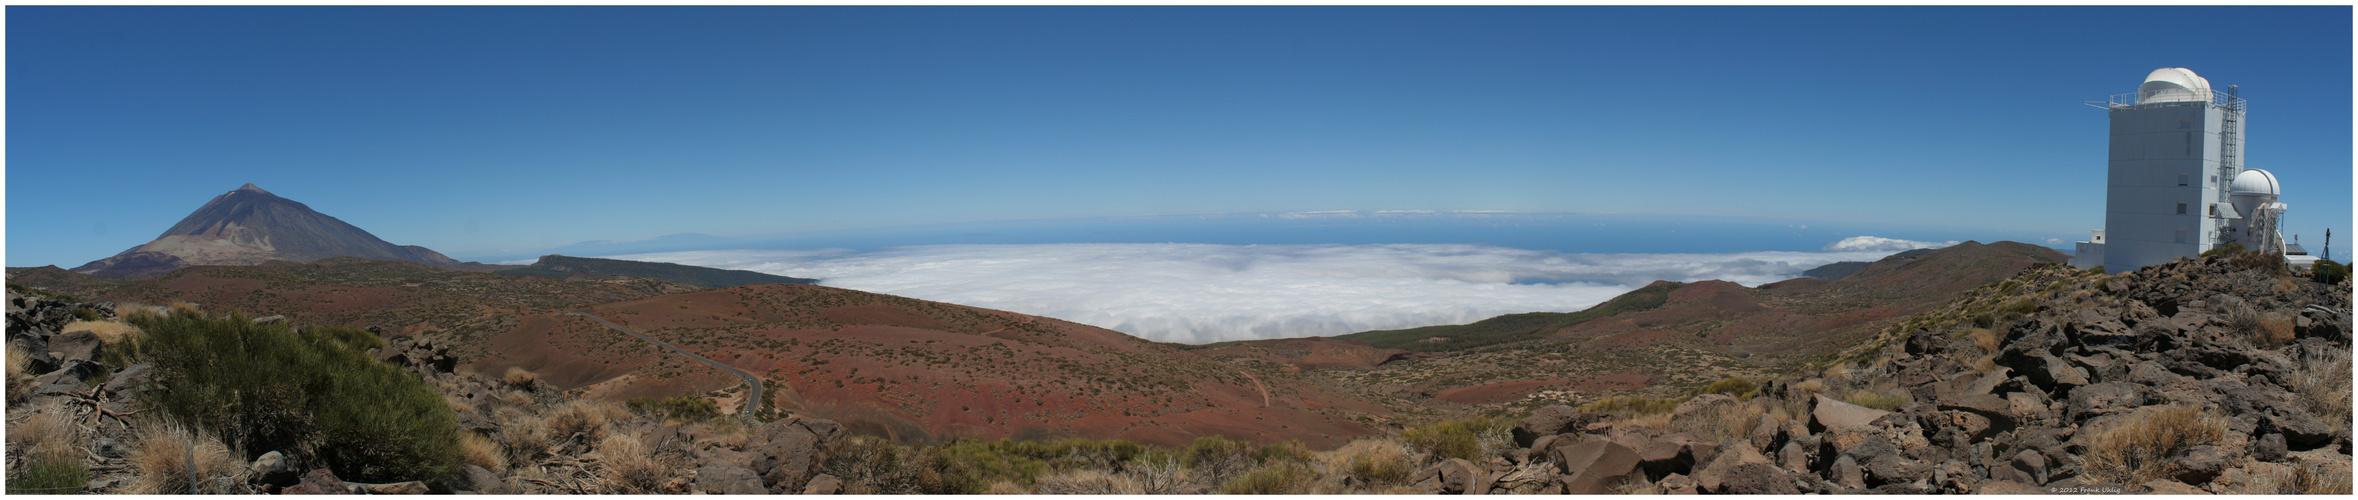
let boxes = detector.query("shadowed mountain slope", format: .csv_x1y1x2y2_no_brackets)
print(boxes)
495,254,816,288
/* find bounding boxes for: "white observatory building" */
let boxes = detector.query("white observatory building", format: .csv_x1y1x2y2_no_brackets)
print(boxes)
2069,68,2300,272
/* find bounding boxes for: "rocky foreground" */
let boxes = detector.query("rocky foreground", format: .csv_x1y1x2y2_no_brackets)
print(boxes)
5,251,2350,494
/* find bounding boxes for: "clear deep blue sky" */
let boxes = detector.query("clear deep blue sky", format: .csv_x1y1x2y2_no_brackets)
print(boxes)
7,6,2352,267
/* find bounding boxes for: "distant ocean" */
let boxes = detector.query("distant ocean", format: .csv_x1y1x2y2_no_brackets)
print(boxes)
597,212,2078,344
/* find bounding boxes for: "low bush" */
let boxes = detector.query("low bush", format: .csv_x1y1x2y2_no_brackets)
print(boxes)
1182,434,1257,483
627,395,720,423
7,453,87,494
2313,259,2351,284
545,400,628,443
503,366,538,388
7,404,85,493
458,432,508,472
2082,404,2227,485
1690,377,1759,399
1331,439,1415,486
1218,462,1312,494
2291,348,2352,431
1402,416,1510,462
1841,390,1906,410
123,309,460,484
1582,396,1685,417
594,434,670,493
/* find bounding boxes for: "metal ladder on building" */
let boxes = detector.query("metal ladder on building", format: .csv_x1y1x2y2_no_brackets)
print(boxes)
2219,109,2241,179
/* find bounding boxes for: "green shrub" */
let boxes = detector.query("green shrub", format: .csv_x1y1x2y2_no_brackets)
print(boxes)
1841,390,1905,411
1690,377,1759,399
1219,462,1312,494
627,395,721,422
124,309,459,484
1348,451,1412,485
2314,259,2350,285
1182,434,1256,481
70,306,101,322
1253,440,1313,464
5,454,86,494
1403,416,1510,462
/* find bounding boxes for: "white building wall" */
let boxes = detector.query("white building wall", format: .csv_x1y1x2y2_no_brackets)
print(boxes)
2101,102,2237,272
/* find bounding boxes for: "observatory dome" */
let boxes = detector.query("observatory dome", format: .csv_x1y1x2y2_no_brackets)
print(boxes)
2231,168,2281,197
2138,67,2213,103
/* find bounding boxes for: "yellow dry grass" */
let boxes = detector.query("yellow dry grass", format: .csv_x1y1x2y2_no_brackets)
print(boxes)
7,345,33,406
9,401,82,461
1317,437,1417,488
459,431,508,472
1033,468,1147,494
494,406,553,464
546,400,628,443
166,301,203,316
2081,404,2228,485
62,319,144,346
503,366,538,388
126,419,243,494
1673,400,1765,442
593,433,669,493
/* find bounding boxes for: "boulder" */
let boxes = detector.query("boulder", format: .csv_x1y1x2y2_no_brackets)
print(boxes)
459,464,505,494
1656,473,1699,494
9,336,58,375
1636,433,1708,478
1862,453,1932,485
1436,458,1482,494
2253,433,2288,462
802,474,842,495
2171,445,2235,485
50,329,102,362
250,451,301,488
1777,441,1808,474
1551,441,1642,494
2262,408,2336,449
1811,394,1893,430
697,464,768,494
1513,405,1609,446
102,363,151,395
283,469,352,495
1690,438,1772,492
2008,450,2048,486
751,416,845,491
1748,418,1784,453
34,358,106,388
1717,463,1800,494
1830,454,1865,490
2064,383,2150,423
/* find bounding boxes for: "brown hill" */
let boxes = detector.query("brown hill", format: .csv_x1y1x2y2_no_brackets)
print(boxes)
71,184,489,276
471,284,1389,447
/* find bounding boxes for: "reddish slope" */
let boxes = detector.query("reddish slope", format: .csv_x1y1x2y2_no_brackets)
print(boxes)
475,284,1389,448
1193,336,1407,371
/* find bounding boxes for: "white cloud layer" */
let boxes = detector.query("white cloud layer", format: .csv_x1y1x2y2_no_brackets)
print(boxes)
1821,236,1959,253
617,243,1913,344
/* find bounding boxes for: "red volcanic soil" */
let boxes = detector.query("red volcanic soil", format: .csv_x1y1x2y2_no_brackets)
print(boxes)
1195,336,1407,371
476,284,1389,448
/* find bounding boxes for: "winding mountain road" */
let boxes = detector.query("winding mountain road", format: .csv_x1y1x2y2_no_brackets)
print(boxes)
565,311,764,418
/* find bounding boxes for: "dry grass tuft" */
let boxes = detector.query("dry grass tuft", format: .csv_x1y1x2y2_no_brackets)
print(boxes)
495,406,553,464
503,366,539,388
1841,390,1906,411
126,419,244,494
1033,468,1146,494
546,400,628,443
704,417,753,449
2082,404,2228,485
1789,378,1827,395
63,319,143,346
9,402,83,461
445,394,477,414
500,389,534,408
2291,348,2353,431
982,481,1028,494
459,431,509,472
1673,400,1765,442
7,345,34,406
593,433,669,493
1318,438,1417,488
166,301,204,316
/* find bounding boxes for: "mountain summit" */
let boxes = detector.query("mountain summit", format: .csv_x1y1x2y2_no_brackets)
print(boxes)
72,184,468,275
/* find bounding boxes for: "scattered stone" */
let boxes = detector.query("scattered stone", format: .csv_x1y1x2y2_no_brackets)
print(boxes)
1552,440,1642,494
1657,473,1699,494
349,481,431,494
1812,394,1893,430
1513,405,1610,447
250,451,300,487
50,329,102,362
1437,458,1481,494
2254,433,2289,462
2065,382,2150,422
283,469,352,495
802,473,842,495
697,464,768,494
2171,445,2235,485
2136,480,2209,495
1718,462,1799,494
1830,454,1865,490
2009,450,2048,486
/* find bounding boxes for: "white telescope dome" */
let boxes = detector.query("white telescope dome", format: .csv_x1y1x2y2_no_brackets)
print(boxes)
2138,67,2213,104
2231,168,2281,197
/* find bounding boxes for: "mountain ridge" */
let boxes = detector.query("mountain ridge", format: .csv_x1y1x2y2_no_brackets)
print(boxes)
71,184,491,275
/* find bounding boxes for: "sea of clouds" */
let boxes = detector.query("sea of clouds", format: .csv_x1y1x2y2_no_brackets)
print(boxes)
615,236,1949,344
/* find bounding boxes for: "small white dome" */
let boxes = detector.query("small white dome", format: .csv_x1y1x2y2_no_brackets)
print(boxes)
2231,168,2280,197
2138,67,2212,103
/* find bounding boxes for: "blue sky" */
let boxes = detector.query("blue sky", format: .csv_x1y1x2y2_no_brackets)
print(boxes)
7,6,2352,268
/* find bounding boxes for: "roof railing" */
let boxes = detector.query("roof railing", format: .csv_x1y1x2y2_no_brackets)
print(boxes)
2085,89,2246,111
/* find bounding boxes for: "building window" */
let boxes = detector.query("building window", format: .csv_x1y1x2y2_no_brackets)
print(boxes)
2178,174,2189,187
2177,202,2187,215
2176,229,2188,244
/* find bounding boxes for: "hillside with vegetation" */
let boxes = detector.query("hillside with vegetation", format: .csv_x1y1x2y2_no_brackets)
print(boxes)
495,254,816,288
